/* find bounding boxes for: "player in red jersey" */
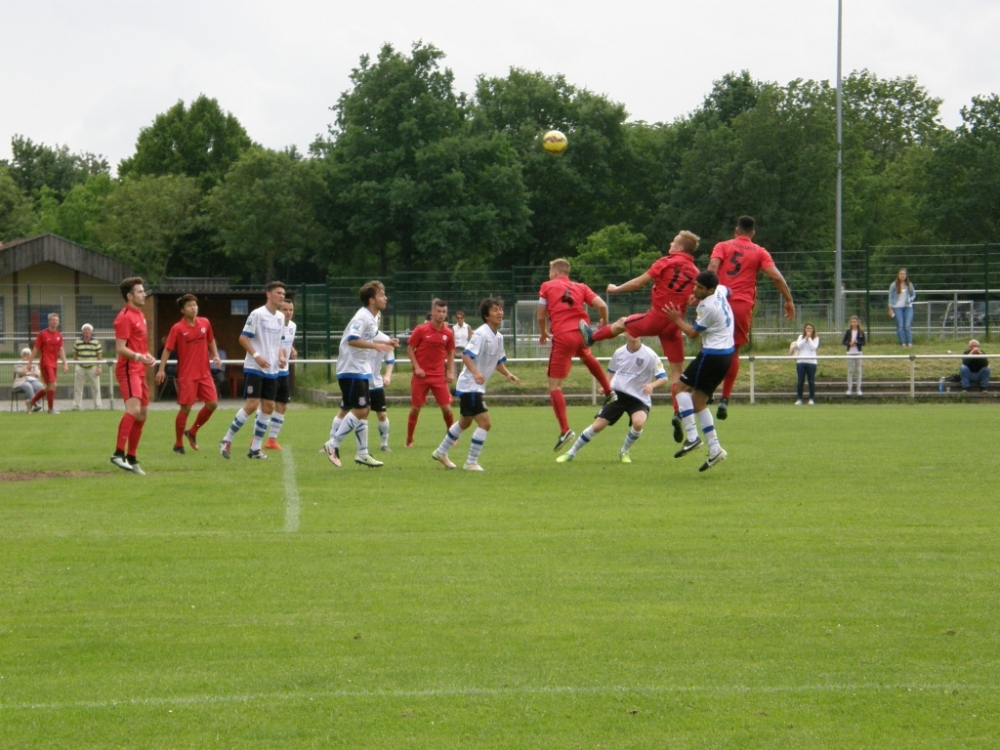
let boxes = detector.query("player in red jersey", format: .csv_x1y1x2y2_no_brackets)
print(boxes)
155,294,222,455
707,215,795,420
537,258,613,451
29,312,68,414
405,299,455,447
111,277,156,475
581,231,701,442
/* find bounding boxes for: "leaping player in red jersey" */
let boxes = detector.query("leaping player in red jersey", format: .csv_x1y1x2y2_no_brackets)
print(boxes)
405,298,455,447
537,258,614,451
110,277,157,475
580,231,701,444
155,294,222,455
707,215,795,420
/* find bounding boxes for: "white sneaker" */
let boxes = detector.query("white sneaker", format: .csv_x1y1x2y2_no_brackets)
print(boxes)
808,399,815,406
463,463,485,472
354,453,384,468
431,451,456,469
856,390,863,396
794,400,803,406
846,389,852,395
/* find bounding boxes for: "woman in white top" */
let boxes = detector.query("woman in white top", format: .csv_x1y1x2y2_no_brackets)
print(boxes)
12,347,45,412
790,323,819,405
888,268,916,347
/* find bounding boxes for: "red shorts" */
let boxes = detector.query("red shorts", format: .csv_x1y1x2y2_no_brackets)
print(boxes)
411,376,452,408
547,330,589,379
177,376,218,406
729,298,755,347
623,310,685,363
41,364,58,384
118,372,149,406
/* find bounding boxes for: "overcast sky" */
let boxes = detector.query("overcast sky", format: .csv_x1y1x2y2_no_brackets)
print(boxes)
2,0,997,174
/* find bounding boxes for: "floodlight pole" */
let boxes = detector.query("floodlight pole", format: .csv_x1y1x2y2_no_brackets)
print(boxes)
835,0,845,329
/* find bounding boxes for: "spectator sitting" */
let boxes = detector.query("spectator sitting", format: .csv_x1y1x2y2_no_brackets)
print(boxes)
13,347,45,412
960,340,990,392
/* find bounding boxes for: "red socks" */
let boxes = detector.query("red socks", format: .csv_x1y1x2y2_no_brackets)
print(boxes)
116,414,135,452
581,351,613,394
550,390,570,433
174,412,187,446
190,406,214,435
407,413,418,443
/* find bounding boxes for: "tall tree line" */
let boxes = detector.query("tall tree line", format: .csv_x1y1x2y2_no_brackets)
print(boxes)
2,42,998,293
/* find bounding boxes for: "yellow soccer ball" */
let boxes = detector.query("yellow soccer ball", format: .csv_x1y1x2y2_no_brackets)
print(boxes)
542,129,568,155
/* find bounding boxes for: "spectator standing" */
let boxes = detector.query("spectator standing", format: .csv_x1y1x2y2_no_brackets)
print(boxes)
842,316,866,396
960,340,990,391
888,268,916,347
72,323,104,410
452,311,472,356
791,323,820,405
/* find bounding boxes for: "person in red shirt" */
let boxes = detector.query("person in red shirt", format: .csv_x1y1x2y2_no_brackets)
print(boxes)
537,258,613,451
707,215,795,420
581,231,700,442
30,312,68,414
405,299,455,447
155,294,222,455
110,277,156,475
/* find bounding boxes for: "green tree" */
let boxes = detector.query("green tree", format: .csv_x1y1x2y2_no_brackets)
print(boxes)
118,95,253,190
0,166,37,241
571,223,658,288
3,135,109,203
29,173,116,249
206,148,328,283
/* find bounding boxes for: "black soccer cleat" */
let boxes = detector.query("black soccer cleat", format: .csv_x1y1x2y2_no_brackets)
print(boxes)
554,429,576,451
671,413,683,443
716,397,729,420
674,437,703,458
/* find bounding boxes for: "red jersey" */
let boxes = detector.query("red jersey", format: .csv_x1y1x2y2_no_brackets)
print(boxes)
538,277,600,336
114,304,149,379
408,322,454,378
165,316,215,382
34,328,64,366
710,236,775,305
647,252,699,310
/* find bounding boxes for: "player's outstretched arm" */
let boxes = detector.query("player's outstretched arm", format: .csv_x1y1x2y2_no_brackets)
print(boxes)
607,273,652,296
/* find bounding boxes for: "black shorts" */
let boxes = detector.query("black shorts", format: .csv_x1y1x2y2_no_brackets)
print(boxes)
338,377,371,411
275,375,291,404
243,372,278,402
679,351,733,398
369,387,388,414
458,392,488,418
597,391,649,427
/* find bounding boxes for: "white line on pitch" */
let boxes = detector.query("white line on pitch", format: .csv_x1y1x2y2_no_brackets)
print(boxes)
283,446,299,533
2,682,993,712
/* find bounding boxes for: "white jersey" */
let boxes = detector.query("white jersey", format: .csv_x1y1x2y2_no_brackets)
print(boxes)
337,307,379,378
455,323,506,395
242,305,285,378
693,284,735,354
278,319,297,376
370,330,395,389
607,343,667,407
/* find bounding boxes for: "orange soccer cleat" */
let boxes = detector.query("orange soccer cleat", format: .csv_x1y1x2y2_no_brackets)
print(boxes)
263,438,283,451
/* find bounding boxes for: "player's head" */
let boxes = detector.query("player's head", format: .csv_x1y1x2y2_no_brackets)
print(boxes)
549,258,571,279
47,312,60,329
479,297,504,324
692,270,719,299
120,277,146,305
265,281,286,309
624,332,642,350
360,281,387,312
735,216,755,236
669,230,699,256
176,293,198,317
430,298,448,324
280,298,294,321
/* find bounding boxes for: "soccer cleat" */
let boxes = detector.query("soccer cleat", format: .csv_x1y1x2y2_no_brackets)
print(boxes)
603,390,618,405
674,437,703,458
578,319,594,346
404,440,414,448
247,448,268,459
111,454,132,472
431,451,457,469
555,453,574,463
128,460,146,476
48,409,60,415
380,444,392,453
619,451,632,464
219,440,232,459
184,429,199,451
698,448,728,472
355,453,384,468
173,445,185,455
325,443,342,468
671,413,683,443
263,438,282,451
554,429,576,451
716,397,728,420
463,463,485,472
31,401,43,412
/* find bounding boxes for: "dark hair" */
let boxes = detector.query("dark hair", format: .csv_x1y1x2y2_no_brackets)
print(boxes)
360,281,385,307
479,297,503,322
120,276,144,300
265,280,286,293
431,298,447,310
696,271,719,290
736,215,755,234
176,293,198,310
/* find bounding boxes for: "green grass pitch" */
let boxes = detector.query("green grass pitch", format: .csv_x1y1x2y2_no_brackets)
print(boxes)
1,403,998,748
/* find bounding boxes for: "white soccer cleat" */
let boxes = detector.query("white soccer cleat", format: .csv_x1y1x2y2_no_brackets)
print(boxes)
431,451,457,469
698,448,728,473
354,453,384,468
110,455,132,472
463,463,485,472
219,440,232,459
129,461,146,476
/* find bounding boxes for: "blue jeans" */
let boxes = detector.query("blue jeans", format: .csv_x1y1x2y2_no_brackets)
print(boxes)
960,365,991,390
796,362,817,400
893,306,913,345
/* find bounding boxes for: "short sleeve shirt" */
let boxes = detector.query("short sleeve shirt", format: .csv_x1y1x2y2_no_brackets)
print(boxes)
165,317,215,382
242,306,285,377
710,236,775,305
693,285,735,354
647,253,699,310
371,330,396,389
114,305,149,378
607,343,667,406
408,322,454,378
455,324,506,395
337,307,378,378
538,277,600,336
34,329,64,366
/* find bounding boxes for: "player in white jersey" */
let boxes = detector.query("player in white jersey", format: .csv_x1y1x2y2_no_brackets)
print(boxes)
369,322,396,451
220,281,287,460
431,298,520,471
325,281,397,468
254,298,297,451
664,271,734,472
556,333,669,463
